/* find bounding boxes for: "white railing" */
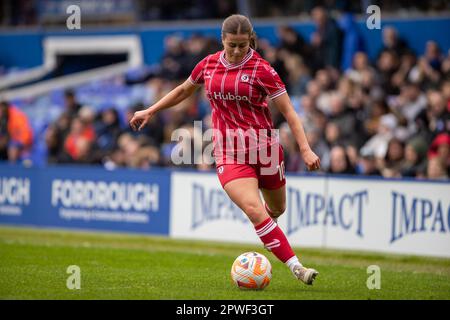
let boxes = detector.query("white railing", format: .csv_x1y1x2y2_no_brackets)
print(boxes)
1,62,130,100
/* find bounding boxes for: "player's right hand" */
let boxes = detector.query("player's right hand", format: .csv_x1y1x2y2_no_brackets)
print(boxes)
129,109,153,131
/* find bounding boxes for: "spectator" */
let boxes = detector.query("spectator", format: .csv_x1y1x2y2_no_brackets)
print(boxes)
64,89,82,119
392,51,417,87
360,113,398,160
327,92,360,146
277,26,312,62
0,105,9,160
95,108,123,155
383,137,405,174
441,50,450,79
10,0,37,26
0,101,33,163
363,99,390,137
283,54,312,97
325,121,342,147
400,136,428,177
389,81,427,135
377,50,400,95
427,157,448,180
409,41,443,89
415,90,449,142
345,144,359,168
360,68,384,101
45,124,62,164
346,52,375,85
427,133,450,173
184,34,213,75
116,133,141,167
423,41,443,72
441,80,450,106
129,145,161,169
296,94,320,131
328,145,356,174
310,6,343,71
356,153,381,176
306,79,322,101
63,116,96,163
378,26,411,59
51,112,72,161
158,34,187,81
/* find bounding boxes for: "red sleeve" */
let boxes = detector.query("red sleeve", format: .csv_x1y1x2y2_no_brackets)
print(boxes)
256,61,287,100
188,56,207,85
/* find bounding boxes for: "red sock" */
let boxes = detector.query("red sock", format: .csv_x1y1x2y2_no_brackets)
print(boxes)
255,217,295,263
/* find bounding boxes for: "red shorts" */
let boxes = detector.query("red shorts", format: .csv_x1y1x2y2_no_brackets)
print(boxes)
216,145,286,190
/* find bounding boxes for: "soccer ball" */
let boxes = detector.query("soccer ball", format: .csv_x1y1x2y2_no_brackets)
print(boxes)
230,252,272,290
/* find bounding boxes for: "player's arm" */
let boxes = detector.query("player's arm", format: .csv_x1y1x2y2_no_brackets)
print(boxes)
272,93,321,171
130,79,200,131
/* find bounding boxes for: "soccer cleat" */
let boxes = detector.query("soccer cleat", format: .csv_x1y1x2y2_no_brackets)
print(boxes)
293,265,319,285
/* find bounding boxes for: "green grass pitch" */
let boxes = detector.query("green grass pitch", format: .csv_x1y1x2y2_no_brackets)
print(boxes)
0,225,449,300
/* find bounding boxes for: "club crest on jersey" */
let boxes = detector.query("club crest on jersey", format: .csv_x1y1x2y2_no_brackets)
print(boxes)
240,74,249,82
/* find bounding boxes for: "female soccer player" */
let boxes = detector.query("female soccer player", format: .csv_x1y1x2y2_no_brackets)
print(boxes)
130,14,321,285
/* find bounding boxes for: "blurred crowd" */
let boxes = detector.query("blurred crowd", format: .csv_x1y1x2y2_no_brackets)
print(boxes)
2,0,449,27
0,6,449,180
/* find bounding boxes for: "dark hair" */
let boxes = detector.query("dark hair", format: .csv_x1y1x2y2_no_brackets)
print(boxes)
222,14,257,50
64,89,75,98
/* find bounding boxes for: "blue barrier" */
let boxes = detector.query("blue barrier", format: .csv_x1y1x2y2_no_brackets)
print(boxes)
0,165,37,225
0,164,171,235
2,164,449,257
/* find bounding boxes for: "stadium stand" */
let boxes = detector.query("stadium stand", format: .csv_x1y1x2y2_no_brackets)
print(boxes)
0,1,449,180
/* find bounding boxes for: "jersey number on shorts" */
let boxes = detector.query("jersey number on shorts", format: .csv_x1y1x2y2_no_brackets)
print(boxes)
276,161,285,181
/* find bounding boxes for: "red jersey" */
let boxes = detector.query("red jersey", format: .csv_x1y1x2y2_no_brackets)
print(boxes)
189,49,286,164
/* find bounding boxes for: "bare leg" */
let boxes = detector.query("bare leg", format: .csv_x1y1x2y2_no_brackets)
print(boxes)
261,185,286,219
223,177,269,226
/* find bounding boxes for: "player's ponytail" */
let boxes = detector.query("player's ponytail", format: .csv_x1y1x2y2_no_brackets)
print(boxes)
222,14,257,50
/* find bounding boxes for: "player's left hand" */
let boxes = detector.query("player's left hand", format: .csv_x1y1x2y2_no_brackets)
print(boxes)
301,149,321,171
